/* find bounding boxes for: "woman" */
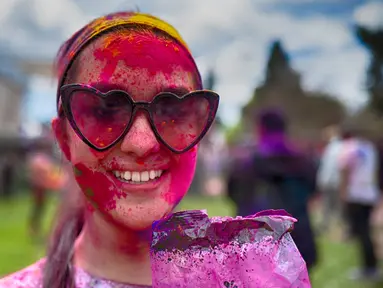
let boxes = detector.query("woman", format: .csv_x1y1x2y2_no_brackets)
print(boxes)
0,11,219,288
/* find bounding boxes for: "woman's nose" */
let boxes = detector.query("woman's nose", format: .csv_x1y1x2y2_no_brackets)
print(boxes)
120,112,160,157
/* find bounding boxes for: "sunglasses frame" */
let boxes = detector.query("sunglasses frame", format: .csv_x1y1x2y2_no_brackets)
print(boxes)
59,84,220,154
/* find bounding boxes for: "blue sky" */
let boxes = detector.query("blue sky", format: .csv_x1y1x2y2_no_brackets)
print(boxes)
1,0,383,126
24,76,57,123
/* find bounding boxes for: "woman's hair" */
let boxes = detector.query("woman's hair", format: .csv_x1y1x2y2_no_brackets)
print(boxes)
42,180,84,288
43,16,200,288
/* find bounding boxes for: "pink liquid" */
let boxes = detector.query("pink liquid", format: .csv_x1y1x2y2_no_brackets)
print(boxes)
150,210,311,288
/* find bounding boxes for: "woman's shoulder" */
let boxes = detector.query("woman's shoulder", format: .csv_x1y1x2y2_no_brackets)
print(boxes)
0,259,45,288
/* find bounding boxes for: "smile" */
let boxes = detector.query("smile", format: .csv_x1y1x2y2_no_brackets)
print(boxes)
112,170,164,183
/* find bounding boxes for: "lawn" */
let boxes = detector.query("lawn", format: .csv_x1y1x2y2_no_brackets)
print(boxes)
0,194,382,288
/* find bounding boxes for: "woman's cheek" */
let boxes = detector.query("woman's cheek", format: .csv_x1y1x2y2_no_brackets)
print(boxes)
72,138,110,162
73,163,118,212
161,146,198,206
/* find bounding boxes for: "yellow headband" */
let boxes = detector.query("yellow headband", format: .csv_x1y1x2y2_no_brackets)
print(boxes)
86,13,190,52
56,11,199,101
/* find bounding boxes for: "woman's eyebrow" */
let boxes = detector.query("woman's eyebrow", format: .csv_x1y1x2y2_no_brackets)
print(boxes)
89,82,190,96
90,82,126,92
161,87,190,96
90,83,191,96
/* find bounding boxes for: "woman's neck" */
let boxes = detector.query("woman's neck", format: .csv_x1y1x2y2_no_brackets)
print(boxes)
73,210,152,285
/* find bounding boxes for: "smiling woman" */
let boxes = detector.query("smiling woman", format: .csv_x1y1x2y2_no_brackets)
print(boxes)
0,11,219,288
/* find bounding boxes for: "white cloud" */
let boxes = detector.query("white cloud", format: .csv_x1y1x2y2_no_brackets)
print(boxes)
0,0,18,22
354,1,383,30
294,46,369,109
32,0,85,33
0,0,373,126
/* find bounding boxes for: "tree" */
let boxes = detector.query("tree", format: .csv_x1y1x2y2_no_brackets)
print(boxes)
264,40,301,91
355,25,383,115
203,69,224,129
240,38,345,141
204,69,216,91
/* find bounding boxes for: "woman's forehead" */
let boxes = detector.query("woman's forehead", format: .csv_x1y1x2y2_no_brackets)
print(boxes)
72,34,196,100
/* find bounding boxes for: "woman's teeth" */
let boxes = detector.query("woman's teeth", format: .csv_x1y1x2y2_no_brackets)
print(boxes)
112,170,163,182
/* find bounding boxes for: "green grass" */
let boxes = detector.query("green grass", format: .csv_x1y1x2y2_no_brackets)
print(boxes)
0,194,382,288
0,194,56,276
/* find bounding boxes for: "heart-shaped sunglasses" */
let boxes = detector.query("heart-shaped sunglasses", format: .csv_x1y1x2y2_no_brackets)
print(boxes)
59,84,220,153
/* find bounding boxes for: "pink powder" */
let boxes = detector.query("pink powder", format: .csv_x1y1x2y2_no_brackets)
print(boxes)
74,163,117,212
93,34,197,83
68,30,202,224
150,210,311,288
162,147,197,205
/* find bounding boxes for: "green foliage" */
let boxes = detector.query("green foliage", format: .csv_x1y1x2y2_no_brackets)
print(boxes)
225,119,246,145
239,38,346,139
355,25,383,116
204,69,216,91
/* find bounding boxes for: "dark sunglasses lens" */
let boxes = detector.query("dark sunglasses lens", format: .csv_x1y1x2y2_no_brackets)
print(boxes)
70,91,133,149
152,93,211,151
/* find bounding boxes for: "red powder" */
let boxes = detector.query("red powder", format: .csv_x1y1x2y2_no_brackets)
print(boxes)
161,147,198,205
93,33,196,81
74,163,117,212
71,31,201,214
136,159,145,165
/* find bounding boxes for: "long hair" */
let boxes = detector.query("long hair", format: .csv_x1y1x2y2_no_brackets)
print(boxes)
42,175,84,288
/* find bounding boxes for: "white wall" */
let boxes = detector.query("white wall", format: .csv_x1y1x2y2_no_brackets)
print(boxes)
0,79,22,136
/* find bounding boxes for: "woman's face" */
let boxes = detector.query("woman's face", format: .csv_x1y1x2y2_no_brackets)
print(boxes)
54,31,199,230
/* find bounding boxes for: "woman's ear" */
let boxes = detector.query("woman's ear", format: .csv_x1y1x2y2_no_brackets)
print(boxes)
52,117,71,161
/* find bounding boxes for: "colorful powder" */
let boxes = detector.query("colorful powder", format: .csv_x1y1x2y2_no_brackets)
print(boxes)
93,33,196,81
161,148,197,205
73,163,117,212
150,209,311,288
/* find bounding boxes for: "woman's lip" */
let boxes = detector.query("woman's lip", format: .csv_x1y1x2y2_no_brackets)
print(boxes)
105,165,170,172
107,170,169,192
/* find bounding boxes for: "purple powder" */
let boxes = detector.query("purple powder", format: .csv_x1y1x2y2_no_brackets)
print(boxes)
150,209,311,288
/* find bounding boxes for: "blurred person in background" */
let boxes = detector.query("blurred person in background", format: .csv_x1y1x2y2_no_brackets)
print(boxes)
226,136,258,215
227,108,318,271
199,121,228,196
27,138,66,240
374,138,383,259
316,125,344,237
1,153,17,199
339,125,381,281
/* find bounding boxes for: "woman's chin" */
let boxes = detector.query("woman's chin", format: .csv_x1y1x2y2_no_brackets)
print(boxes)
110,202,173,231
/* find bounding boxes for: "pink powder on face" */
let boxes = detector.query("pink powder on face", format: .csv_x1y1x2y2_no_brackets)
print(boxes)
74,163,117,212
93,33,197,84
87,33,200,207
68,30,202,227
162,146,198,205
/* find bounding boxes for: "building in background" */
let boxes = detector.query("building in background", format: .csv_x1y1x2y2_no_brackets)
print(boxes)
0,50,28,197
0,52,27,138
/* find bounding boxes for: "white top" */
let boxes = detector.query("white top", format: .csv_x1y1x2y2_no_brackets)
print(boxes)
317,137,343,191
338,138,380,205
